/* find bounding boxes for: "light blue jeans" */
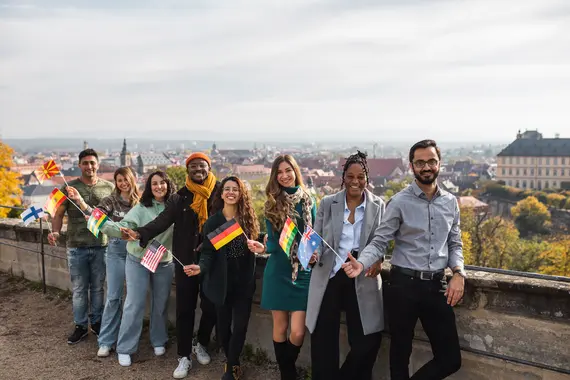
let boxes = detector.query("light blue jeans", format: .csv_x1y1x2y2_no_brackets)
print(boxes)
67,246,107,328
116,254,174,354
98,238,127,347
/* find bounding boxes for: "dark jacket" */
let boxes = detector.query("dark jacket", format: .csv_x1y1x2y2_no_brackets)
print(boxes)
199,211,256,306
137,183,220,264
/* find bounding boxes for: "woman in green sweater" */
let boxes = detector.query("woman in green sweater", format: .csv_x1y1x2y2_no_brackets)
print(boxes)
100,170,176,367
185,176,260,380
248,155,317,380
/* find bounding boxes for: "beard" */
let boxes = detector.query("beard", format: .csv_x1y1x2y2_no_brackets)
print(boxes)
414,168,439,185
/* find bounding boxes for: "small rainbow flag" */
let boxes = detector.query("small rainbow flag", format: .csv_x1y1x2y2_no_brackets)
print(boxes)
34,160,60,184
207,219,244,250
87,208,109,238
44,188,67,216
279,217,298,257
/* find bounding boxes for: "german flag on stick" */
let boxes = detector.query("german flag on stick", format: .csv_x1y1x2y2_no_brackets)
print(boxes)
207,219,246,250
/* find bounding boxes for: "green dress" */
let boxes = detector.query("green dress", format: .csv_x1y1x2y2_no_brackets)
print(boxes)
261,186,317,311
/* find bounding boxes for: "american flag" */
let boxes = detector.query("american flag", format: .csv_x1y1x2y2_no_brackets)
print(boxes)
141,240,167,273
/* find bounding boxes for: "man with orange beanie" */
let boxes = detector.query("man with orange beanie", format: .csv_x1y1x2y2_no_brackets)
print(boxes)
128,152,220,379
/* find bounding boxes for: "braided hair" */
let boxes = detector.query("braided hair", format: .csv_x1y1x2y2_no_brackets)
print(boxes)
341,150,370,188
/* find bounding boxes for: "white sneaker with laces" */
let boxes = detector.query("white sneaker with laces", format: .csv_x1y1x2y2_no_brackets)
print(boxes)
97,345,111,357
173,356,192,379
154,346,166,356
192,342,211,365
118,353,131,367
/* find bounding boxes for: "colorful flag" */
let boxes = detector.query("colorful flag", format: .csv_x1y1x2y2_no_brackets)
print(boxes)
44,188,67,216
298,226,322,270
21,206,46,226
207,219,245,250
279,217,299,257
87,208,109,238
34,160,60,184
141,239,167,273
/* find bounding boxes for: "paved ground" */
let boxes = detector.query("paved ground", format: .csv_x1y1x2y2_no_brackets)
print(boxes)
0,273,284,380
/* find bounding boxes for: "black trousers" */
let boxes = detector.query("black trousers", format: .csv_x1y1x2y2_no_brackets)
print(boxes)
311,269,383,380
174,263,217,358
216,288,254,366
386,270,461,380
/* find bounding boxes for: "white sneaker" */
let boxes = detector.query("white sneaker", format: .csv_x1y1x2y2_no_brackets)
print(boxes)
192,342,211,365
173,356,192,379
97,345,111,357
154,346,166,356
118,353,131,367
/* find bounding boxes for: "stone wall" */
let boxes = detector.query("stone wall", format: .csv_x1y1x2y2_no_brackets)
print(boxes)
1,218,569,380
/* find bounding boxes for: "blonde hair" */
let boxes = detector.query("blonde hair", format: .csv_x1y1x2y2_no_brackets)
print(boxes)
114,167,141,206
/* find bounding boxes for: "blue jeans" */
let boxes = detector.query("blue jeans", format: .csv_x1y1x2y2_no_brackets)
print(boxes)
67,246,107,328
98,238,127,347
117,254,174,354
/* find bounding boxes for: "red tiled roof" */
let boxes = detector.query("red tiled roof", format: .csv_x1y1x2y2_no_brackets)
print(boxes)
339,158,406,178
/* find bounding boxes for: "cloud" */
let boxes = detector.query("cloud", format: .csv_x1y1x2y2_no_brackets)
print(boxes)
1,0,569,143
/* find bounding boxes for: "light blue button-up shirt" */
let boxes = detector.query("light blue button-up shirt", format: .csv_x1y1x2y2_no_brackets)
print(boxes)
331,193,367,277
358,181,464,272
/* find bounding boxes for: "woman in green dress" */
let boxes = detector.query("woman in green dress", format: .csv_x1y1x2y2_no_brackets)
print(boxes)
248,155,316,380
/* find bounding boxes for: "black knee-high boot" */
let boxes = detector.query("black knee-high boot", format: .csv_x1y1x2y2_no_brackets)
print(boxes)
273,340,289,380
285,339,301,380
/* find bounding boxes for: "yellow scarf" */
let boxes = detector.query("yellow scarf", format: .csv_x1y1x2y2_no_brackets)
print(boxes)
186,172,217,231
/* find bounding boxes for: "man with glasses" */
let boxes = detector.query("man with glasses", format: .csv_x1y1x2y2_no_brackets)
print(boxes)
342,139,465,379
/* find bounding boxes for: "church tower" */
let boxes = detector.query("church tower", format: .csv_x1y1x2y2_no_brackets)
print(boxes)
120,138,132,167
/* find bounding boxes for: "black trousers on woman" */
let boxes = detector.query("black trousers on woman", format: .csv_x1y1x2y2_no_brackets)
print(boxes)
311,269,383,380
216,286,254,366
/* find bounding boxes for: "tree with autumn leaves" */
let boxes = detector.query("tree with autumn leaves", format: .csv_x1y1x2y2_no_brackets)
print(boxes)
0,141,23,217
461,195,570,276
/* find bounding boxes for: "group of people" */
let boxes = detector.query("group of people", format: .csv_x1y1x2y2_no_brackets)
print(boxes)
47,139,466,380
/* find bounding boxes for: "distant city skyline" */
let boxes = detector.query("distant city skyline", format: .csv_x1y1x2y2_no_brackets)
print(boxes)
1,0,569,141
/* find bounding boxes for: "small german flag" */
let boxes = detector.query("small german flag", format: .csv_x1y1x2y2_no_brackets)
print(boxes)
207,219,244,250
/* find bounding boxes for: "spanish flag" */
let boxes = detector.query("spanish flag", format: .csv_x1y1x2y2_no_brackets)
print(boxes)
44,188,67,216
34,160,60,184
207,219,244,250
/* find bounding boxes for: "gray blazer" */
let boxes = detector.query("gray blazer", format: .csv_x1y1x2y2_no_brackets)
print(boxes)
306,189,386,336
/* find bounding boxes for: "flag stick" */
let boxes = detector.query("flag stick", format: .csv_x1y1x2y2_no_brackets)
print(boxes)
308,228,345,262
59,171,70,188
171,253,185,267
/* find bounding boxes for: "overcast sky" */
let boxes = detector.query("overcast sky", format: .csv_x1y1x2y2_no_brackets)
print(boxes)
1,0,569,143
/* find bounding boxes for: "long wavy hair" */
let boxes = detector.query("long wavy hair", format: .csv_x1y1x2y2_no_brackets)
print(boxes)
212,176,260,241
140,170,176,208
264,155,304,232
113,167,141,206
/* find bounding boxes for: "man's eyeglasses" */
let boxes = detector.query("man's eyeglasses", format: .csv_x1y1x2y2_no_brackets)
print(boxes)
413,159,439,168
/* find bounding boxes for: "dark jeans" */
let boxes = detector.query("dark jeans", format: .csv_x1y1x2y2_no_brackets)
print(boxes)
386,270,461,380
311,269,383,380
174,263,217,357
216,288,254,366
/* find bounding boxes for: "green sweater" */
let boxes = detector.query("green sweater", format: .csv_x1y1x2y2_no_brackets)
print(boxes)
101,199,173,262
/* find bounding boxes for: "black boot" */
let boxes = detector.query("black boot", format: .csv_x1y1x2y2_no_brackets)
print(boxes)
285,339,301,380
273,340,288,380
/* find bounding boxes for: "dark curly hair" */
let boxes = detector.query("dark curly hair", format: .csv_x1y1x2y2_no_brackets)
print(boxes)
140,170,176,207
341,150,370,188
212,176,260,241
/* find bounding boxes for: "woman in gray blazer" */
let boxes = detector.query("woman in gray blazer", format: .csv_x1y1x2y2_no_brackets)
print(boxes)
306,151,385,380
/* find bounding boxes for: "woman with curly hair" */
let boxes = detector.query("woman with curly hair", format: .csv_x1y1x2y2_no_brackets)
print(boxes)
100,170,176,367
185,176,260,380
248,155,317,380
